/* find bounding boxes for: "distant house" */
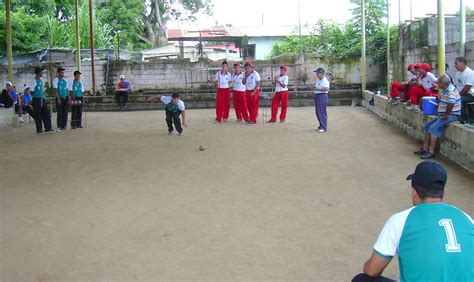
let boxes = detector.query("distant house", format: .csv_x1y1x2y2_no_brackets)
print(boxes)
165,26,297,61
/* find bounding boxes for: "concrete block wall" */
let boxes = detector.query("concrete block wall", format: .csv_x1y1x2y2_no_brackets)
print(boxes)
361,90,474,172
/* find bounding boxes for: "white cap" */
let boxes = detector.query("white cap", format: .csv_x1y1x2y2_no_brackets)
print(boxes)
6,81,13,86
119,75,125,79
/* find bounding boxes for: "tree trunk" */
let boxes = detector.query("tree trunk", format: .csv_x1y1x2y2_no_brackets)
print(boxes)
153,0,167,47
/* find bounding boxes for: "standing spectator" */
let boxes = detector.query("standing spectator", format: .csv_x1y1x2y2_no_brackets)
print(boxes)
20,86,36,121
242,62,261,125
407,63,438,111
69,70,85,129
414,74,461,159
388,64,419,105
214,60,232,123
116,74,130,109
30,67,54,134
353,161,473,282
232,63,249,122
147,93,187,135
52,67,69,130
6,81,24,123
454,57,474,123
313,67,330,133
269,65,289,123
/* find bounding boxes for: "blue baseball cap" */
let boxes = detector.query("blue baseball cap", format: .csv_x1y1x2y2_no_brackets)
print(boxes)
406,161,447,191
313,67,325,73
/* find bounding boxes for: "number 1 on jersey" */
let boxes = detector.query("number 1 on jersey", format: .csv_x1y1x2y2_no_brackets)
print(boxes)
438,219,461,252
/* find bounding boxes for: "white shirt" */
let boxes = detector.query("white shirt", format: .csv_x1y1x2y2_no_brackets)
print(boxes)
232,72,246,92
314,77,330,94
160,96,185,111
244,71,261,91
407,72,418,83
215,71,232,89
420,72,437,90
455,66,474,95
275,75,289,92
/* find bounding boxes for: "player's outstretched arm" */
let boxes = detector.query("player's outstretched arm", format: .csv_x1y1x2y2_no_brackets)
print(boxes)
147,95,162,102
181,111,187,127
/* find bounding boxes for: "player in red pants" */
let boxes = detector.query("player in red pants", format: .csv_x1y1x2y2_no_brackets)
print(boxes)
232,63,249,122
407,63,438,111
389,64,418,105
269,65,289,123
242,62,261,125
214,60,232,123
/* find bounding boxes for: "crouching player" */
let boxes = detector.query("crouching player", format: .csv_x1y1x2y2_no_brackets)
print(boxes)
148,93,187,135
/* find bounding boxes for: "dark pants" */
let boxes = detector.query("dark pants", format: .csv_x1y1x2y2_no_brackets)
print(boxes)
116,91,128,107
56,97,69,129
32,98,52,133
352,273,396,282
71,97,84,127
22,105,36,120
461,94,474,122
314,93,328,130
165,109,183,133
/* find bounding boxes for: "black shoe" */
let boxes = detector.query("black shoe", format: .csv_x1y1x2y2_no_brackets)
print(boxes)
420,152,435,159
414,149,427,156
71,126,77,129
77,125,83,128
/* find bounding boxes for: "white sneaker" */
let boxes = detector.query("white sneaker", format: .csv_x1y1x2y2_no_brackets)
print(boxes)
19,117,25,123
317,129,326,133
168,131,174,135
178,132,183,136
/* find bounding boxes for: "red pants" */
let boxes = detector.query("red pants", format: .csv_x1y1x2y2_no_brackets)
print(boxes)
246,89,260,124
233,90,249,121
408,86,437,106
270,91,289,122
391,81,410,101
215,88,230,122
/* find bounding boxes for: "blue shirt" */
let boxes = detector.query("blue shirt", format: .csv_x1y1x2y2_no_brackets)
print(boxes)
22,93,32,105
9,89,17,103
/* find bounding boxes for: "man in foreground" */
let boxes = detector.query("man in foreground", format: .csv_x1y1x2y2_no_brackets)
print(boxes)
148,93,187,135
353,161,473,282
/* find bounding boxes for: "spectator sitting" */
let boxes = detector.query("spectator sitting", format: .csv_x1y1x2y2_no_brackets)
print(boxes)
407,63,438,111
6,81,25,123
454,57,474,123
388,64,419,105
20,86,36,120
115,74,131,109
414,74,461,159
0,88,13,108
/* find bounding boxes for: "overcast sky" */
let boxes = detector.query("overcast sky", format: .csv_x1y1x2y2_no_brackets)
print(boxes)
168,0,474,29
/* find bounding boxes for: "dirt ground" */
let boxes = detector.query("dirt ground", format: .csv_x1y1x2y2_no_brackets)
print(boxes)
1,106,473,281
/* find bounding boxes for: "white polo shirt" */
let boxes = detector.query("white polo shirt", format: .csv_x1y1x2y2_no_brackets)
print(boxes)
232,72,246,92
455,66,474,96
420,72,437,90
314,77,330,94
244,71,261,91
275,75,289,92
215,71,232,89
160,96,185,111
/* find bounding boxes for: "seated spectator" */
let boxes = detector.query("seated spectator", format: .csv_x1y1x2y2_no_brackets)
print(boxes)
115,74,131,109
414,74,461,159
7,81,25,123
353,161,472,282
0,88,13,108
20,86,36,120
454,57,474,123
407,63,438,111
388,64,418,105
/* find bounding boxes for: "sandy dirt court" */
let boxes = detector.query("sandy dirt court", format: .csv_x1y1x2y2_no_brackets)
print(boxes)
1,106,473,281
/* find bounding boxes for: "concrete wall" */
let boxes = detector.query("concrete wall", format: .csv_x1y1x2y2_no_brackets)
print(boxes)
361,90,474,172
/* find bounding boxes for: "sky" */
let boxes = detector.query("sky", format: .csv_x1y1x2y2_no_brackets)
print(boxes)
168,0,474,29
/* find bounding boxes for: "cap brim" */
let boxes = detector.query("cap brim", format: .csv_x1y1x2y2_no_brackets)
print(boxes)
406,174,414,180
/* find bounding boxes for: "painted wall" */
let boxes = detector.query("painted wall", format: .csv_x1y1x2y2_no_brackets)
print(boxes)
248,36,286,60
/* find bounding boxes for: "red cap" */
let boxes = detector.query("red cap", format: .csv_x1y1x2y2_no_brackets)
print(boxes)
417,63,431,72
280,65,288,71
233,63,241,67
407,64,416,70
244,61,252,68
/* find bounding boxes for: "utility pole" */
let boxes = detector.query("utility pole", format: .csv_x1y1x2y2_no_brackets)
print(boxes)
89,0,96,95
460,0,466,57
437,0,445,77
74,0,81,71
361,0,367,90
298,3,304,64
6,0,14,82
387,0,391,95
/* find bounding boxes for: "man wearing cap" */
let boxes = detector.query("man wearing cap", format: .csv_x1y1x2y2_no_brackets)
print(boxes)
454,57,474,123
69,70,85,129
20,86,35,121
147,93,187,135
214,60,232,123
313,67,330,133
407,63,438,110
353,161,473,282
232,63,249,122
30,67,54,134
242,62,261,125
6,81,24,123
413,74,461,159
388,64,419,105
116,75,130,109
52,67,69,130
269,65,289,123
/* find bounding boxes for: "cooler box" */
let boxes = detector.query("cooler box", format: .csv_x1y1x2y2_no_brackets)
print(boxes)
422,97,437,115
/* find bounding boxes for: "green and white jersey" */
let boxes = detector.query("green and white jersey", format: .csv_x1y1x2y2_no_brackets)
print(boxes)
30,78,44,98
68,80,85,98
160,96,185,113
52,77,69,98
374,203,473,282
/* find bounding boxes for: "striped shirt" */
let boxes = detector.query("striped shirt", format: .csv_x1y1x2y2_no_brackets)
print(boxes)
438,83,461,115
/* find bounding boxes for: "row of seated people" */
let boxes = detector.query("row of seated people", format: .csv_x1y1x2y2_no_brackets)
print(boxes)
388,57,474,124
0,83,36,124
